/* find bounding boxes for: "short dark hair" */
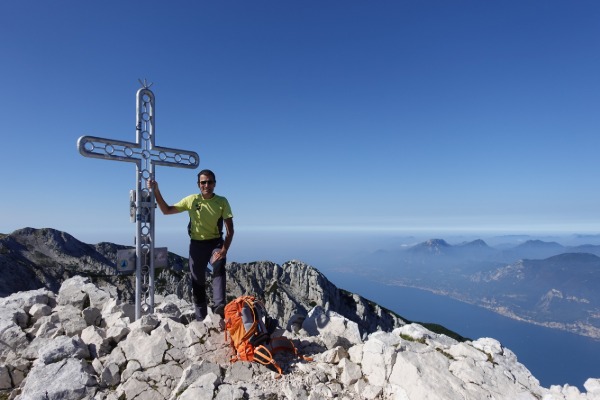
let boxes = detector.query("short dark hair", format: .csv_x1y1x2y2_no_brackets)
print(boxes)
197,169,216,182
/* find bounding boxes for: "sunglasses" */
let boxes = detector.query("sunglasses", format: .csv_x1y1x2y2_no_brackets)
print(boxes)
199,180,215,185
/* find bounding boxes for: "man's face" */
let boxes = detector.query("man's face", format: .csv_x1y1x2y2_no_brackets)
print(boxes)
198,174,216,198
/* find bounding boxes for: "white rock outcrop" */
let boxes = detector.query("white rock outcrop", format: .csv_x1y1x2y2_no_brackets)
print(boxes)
0,276,597,400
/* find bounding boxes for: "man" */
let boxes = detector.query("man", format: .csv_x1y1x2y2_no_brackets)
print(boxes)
147,169,234,321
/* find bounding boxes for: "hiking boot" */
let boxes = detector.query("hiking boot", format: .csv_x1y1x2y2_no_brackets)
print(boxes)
194,304,207,321
214,304,225,318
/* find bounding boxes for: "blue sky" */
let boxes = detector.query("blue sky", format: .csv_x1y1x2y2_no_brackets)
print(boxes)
2,1,600,260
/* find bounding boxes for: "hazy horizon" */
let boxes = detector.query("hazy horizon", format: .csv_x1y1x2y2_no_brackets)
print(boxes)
11,225,597,270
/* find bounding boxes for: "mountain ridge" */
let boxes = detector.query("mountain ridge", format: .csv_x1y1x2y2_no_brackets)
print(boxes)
1,227,416,338
1,227,599,399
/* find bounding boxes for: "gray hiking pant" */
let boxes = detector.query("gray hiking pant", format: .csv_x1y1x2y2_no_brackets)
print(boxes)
189,238,226,320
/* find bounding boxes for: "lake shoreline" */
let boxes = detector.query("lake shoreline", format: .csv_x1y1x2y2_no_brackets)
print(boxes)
380,279,600,341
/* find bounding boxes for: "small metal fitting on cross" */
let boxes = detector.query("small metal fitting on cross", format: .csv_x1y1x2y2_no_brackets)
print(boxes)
138,78,153,89
77,81,199,320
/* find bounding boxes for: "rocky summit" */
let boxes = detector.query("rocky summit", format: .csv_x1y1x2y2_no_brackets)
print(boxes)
0,228,599,399
1,277,599,400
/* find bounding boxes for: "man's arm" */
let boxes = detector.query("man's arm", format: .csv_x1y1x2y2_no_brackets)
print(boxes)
216,218,234,260
147,179,182,215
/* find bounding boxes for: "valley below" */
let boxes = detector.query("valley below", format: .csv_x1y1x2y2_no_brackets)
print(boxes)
343,237,600,340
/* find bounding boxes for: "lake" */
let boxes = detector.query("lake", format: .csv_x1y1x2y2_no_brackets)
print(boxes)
325,269,600,391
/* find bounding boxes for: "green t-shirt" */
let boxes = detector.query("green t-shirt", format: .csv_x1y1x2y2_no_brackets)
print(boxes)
174,194,233,241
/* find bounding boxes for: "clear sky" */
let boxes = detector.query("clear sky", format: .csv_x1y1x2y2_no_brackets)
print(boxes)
2,1,600,260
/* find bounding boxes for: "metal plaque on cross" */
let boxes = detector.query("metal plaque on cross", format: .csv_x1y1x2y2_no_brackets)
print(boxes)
77,80,199,320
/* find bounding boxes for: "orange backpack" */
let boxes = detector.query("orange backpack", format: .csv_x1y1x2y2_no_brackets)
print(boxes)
223,295,312,378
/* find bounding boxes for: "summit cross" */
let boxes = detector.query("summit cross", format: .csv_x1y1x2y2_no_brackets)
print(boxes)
77,80,199,319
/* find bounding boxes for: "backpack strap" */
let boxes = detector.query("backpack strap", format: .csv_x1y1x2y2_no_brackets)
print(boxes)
252,345,283,379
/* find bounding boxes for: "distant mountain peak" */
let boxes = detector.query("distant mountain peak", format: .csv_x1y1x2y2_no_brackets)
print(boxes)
545,252,600,263
517,239,563,249
425,238,449,246
408,239,452,255
459,239,490,248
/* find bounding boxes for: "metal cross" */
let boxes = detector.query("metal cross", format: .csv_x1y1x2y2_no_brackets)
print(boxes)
77,80,199,320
